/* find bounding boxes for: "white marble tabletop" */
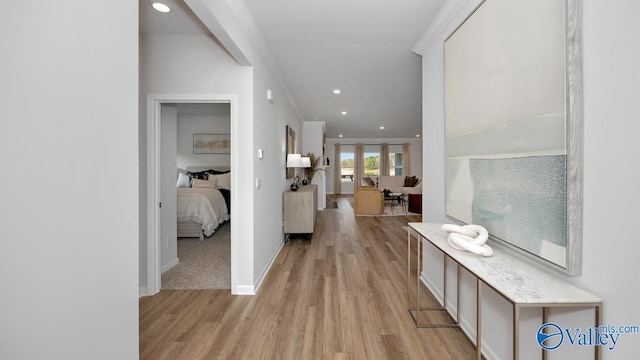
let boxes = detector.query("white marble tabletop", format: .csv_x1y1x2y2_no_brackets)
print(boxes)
409,222,602,305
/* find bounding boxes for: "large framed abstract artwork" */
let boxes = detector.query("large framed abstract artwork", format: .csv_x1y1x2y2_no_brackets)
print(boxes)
444,0,583,275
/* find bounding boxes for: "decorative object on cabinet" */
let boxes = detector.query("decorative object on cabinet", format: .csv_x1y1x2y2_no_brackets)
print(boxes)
444,0,583,275
286,153,303,191
283,185,317,242
441,223,493,257
193,134,230,154
303,152,327,184
301,156,311,185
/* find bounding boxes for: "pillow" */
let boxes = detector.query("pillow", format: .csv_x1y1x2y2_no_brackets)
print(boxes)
187,170,210,180
209,172,231,191
176,172,190,188
192,178,217,188
187,169,230,180
403,176,419,187
363,177,375,186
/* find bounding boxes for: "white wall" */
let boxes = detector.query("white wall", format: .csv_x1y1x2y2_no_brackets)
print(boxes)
140,5,305,293
303,121,327,209
161,105,179,272
417,0,640,358
302,121,326,161
251,53,304,286
184,0,306,289
139,33,256,293
325,137,423,194
177,111,231,169
0,2,139,360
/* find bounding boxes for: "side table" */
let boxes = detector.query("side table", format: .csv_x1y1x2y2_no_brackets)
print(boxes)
408,194,422,214
384,192,405,214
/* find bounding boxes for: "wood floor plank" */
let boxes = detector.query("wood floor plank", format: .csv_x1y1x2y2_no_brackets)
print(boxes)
140,195,476,359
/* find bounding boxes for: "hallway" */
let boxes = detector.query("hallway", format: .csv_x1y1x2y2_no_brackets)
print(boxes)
139,196,475,359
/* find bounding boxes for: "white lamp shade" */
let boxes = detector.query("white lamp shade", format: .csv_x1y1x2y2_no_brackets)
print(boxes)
286,153,302,167
301,157,311,168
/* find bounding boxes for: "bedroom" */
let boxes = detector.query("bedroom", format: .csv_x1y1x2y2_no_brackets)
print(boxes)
159,102,232,289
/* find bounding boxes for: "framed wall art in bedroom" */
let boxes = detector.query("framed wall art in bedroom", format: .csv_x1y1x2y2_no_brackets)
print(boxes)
193,133,230,154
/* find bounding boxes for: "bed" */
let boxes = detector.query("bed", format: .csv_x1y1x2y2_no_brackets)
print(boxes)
177,166,231,240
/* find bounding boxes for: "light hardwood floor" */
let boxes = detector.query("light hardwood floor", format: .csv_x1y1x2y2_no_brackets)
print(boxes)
139,195,476,359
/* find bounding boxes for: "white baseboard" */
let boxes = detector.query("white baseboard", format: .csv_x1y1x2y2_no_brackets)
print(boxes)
252,240,285,294
420,272,501,360
139,287,149,298
231,238,284,296
161,257,179,274
234,285,255,295
421,271,444,304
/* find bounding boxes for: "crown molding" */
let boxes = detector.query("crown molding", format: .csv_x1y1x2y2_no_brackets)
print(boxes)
413,0,481,55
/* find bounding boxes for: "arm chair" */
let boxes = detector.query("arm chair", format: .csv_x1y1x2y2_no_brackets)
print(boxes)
354,186,384,215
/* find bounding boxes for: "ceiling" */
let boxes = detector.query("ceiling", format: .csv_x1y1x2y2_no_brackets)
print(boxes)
140,0,446,138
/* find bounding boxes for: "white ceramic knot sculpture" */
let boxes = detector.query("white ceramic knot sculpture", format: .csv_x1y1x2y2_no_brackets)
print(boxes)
441,224,493,257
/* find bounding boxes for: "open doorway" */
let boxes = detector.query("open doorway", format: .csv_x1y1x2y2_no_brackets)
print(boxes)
145,94,239,296
160,103,231,290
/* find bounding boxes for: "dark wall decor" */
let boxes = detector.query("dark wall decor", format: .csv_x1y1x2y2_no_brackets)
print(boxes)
285,125,296,179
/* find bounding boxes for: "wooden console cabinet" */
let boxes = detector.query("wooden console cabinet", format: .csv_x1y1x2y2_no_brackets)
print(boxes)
284,185,317,240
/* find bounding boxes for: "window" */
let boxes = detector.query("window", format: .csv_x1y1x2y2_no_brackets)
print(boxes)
363,145,380,177
364,151,380,176
388,144,404,175
340,148,354,183
389,152,403,175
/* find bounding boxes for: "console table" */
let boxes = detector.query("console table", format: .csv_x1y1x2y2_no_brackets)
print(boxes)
283,185,317,242
407,222,602,360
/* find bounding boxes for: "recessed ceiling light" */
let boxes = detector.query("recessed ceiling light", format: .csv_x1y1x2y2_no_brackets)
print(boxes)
333,89,341,94
379,126,385,130
341,111,347,115
152,2,171,12
339,134,343,138
416,134,421,138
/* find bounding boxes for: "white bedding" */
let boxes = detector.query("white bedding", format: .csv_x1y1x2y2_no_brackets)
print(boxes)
177,187,229,237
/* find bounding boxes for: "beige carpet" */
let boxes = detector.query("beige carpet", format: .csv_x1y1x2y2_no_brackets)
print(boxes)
161,221,231,290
